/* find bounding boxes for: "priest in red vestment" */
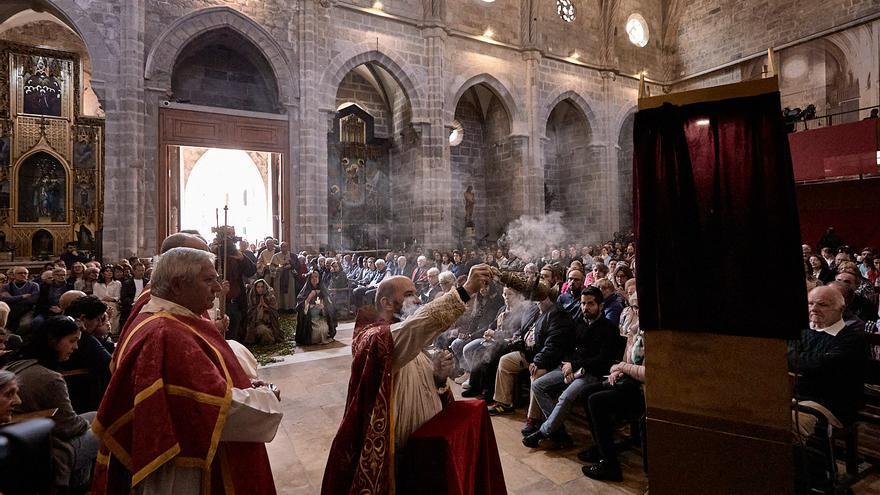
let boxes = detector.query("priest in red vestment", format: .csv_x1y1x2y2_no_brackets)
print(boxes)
322,264,494,495
92,247,281,494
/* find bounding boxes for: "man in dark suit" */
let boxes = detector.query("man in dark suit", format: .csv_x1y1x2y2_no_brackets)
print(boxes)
487,293,573,436
526,286,625,446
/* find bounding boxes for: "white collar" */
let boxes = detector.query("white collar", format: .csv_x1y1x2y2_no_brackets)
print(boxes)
810,318,846,337
143,295,200,320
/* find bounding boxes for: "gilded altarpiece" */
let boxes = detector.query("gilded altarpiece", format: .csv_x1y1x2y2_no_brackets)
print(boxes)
0,43,103,259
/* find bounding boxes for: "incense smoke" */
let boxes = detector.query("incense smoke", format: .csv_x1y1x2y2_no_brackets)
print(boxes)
499,212,570,262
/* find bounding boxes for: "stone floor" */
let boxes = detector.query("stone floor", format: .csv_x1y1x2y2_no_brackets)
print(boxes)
256,322,880,494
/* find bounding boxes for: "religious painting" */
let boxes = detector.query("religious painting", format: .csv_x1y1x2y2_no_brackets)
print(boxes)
17,152,67,223
0,124,9,168
75,182,94,209
0,182,9,209
73,126,97,168
21,56,64,117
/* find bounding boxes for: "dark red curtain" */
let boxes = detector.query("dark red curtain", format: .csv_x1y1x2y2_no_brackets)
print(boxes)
633,92,806,340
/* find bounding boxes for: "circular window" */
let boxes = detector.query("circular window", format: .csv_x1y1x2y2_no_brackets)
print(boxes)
556,0,576,23
449,120,464,146
625,14,649,47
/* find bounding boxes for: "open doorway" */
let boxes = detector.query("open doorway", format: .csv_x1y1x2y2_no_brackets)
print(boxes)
157,107,289,245
176,147,276,242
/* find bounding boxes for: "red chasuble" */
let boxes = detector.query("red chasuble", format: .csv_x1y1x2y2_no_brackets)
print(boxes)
92,310,275,494
322,309,396,495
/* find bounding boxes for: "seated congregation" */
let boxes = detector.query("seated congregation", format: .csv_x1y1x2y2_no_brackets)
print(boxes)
0,231,878,493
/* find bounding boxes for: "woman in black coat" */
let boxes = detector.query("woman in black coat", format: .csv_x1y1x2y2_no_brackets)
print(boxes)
295,271,337,346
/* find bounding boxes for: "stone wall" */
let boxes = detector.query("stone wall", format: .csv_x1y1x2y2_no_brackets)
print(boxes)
6,0,875,257
544,100,593,239
450,98,486,239
670,0,880,79
335,71,391,138
171,29,280,113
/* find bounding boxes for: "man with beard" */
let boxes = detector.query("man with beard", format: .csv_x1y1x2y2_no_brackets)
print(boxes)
322,265,492,494
557,267,586,320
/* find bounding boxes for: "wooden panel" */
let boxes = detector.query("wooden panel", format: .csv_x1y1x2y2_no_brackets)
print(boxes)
647,418,792,495
646,330,793,494
159,108,288,152
157,107,290,243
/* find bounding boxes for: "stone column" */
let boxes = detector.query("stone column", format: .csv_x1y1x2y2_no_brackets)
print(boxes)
600,71,619,237
103,0,144,259
522,49,544,216
295,0,333,251
411,26,453,248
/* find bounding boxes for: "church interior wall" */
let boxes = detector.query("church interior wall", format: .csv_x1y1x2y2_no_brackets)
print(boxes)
336,72,392,138
170,28,282,114
445,0,521,46
670,0,880,81
544,100,594,240
1,0,873,256
450,98,487,239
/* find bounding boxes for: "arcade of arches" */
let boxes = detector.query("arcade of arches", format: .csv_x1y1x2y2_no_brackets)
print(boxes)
0,0,876,259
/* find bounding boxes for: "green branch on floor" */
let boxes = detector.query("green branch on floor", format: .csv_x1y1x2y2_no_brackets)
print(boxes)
246,314,297,366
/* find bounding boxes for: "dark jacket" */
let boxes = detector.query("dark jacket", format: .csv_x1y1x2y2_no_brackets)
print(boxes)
603,292,625,326
37,280,74,316
526,304,574,371
567,315,626,378
557,286,584,321
788,320,869,425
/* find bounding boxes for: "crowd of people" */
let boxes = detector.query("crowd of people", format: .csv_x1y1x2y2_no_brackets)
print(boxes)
0,226,878,492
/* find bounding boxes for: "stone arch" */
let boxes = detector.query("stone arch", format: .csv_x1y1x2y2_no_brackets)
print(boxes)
320,44,427,122
446,74,521,132
539,90,600,139
145,7,296,106
43,0,112,96
610,104,637,147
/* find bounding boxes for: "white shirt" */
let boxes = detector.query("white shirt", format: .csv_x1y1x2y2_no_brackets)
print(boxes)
133,278,145,300
810,318,846,337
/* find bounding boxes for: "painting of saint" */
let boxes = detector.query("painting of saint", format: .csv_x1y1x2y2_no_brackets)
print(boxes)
22,57,63,117
73,130,96,168
0,133,9,168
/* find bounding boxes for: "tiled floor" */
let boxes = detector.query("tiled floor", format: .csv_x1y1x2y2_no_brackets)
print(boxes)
259,322,647,494
258,322,880,494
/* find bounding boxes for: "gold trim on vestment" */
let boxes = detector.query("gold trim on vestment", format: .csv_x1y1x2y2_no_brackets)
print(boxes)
96,311,236,486
134,378,164,405
131,444,182,487
110,312,166,374
162,313,234,481
220,447,236,495
165,384,227,406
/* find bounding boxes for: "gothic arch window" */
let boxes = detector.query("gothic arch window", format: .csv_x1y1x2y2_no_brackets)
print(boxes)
556,0,576,22
626,13,649,47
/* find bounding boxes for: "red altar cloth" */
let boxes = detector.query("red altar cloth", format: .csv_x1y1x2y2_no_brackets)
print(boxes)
399,399,507,495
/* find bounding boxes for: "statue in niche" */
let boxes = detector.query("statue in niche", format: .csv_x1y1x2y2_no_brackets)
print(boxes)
544,183,557,213
463,185,475,227
23,57,63,117
18,153,66,223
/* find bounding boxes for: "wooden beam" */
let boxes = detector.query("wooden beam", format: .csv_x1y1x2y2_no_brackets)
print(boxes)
639,76,779,110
